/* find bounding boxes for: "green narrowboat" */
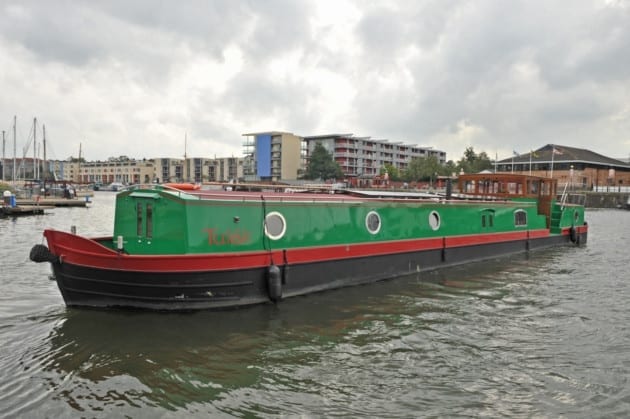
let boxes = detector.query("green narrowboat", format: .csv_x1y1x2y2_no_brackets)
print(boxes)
30,173,588,310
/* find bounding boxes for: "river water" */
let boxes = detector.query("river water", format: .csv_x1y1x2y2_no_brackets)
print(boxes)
1,192,629,418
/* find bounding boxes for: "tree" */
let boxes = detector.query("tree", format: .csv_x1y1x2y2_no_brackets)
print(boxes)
402,155,442,182
475,151,493,172
380,163,400,181
304,143,344,180
456,147,493,174
443,160,458,177
108,155,130,162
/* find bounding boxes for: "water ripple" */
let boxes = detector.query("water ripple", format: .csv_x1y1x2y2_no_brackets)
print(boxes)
1,206,630,416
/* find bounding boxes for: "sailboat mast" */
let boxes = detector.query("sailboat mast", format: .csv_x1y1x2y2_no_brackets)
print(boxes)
2,130,5,182
13,115,16,184
78,143,82,184
184,132,188,182
43,125,47,180
33,117,37,179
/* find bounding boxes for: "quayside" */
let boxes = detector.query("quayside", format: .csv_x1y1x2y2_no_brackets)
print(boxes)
30,173,588,311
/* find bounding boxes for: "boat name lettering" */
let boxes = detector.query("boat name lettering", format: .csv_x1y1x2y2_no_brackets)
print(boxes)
204,228,251,246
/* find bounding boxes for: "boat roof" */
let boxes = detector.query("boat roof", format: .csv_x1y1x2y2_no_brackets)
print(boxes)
155,188,515,205
343,189,441,199
125,181,528,204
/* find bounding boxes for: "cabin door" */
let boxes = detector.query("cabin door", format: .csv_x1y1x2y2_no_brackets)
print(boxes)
537,180,555,227
538,196,552,227
135,200,154,240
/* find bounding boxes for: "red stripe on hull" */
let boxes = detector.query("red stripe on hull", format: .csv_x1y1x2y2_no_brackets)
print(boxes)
560,224,589,236
44,228,557,273
446,230,540,247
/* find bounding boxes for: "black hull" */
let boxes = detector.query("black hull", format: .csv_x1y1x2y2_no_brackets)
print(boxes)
50,231,587,311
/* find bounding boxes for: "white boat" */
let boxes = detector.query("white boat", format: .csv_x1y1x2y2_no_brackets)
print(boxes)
106,182,125,191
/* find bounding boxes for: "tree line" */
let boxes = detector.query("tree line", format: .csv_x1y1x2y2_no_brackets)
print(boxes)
304,143,494,181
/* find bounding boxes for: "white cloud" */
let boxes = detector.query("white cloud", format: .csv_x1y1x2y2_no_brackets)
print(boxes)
1,0,629,164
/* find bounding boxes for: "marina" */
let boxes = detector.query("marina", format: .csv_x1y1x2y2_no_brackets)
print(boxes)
1,2,630,416
1,197,628,417
1,189,89,217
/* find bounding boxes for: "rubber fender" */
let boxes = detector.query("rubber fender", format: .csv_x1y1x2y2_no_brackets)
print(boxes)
569,226,577,243
29,244,58,263
267,264,282,302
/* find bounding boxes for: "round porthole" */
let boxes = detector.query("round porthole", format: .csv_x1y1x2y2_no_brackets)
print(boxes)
365,211,381,234
264,212,286,240
429,211,441,231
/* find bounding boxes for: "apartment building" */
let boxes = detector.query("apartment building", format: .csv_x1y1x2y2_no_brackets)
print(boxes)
152,157,244,183
242,131,302,182
303,133,446,177
76,159,155,184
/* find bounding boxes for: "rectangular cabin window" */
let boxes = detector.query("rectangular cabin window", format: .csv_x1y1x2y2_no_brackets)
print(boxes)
507,182,523,195
482,215,486,227
541,181,551,196
146,204,153,238
465,180,476,193
479,180,492,195
136,202,143,236
489,215,494,227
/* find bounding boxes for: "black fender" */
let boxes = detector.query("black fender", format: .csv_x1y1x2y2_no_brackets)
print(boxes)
267,264,282,302
29,244,59,263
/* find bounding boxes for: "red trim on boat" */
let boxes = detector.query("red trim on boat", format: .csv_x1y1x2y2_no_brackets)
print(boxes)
43,227,563,273
561,224,589,236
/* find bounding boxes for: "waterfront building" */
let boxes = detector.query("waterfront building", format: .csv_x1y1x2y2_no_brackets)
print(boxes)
205,157,244,182
153,157,185,183
153,157,244,183
77,158,155,184
241,131,446,183
242,131,303,182
303,133,446,182
497,144,630,191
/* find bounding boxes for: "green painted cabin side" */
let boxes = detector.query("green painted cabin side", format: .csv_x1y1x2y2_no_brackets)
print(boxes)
103,185,584,256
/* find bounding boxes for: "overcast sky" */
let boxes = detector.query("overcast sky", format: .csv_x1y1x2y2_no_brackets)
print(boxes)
1,0,629,163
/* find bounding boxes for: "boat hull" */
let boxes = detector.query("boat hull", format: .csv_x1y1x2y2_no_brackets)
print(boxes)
45,226,587,311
